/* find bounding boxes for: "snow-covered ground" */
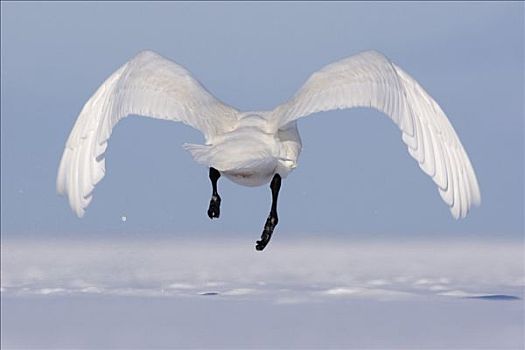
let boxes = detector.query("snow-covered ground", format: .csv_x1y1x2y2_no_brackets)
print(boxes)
1,236,524,348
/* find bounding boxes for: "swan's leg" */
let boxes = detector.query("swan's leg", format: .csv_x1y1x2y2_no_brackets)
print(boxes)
207,167,221,219
256,173,281,251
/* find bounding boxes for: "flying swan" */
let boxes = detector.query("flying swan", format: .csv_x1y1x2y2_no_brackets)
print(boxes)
57,50,481,250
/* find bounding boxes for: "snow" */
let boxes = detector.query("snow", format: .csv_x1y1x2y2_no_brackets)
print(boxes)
1,236,523,348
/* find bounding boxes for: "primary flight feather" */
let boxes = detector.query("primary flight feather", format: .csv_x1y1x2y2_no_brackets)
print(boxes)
57,50,481,250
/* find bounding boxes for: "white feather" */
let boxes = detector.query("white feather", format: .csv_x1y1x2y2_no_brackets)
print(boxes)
271,50,481,218
58,50,480,219
57,50,239,217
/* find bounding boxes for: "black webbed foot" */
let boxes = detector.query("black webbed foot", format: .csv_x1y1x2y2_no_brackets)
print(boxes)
207,168,221,219
256,174,282,251
256,214,278,251
207,194,221,219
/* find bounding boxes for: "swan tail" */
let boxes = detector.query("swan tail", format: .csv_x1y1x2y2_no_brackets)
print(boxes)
182,143,213,167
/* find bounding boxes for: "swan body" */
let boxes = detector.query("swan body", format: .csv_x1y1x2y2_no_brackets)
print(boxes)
184,112,297,187
57,50,480,249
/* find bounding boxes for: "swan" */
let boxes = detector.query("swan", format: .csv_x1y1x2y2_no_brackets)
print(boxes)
57,50,481,250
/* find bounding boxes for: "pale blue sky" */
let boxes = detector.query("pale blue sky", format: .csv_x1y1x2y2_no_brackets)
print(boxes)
1,2,523,239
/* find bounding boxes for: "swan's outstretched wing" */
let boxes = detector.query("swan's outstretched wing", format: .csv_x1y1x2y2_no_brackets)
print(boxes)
57,50,239,217
271,50,480,218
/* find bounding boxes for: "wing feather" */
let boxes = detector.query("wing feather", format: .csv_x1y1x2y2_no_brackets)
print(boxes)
271,50,480,218
57,50,239,217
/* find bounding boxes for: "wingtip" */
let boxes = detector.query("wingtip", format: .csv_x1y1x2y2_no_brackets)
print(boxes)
450,206,461,220
472,183,482,207
75,206,85,218
473,192,482,207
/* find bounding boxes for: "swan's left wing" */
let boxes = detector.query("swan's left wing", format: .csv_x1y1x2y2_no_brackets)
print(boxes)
271,50,480,218
57,50,239,217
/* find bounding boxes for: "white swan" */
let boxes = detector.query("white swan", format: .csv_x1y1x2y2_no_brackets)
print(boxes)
57,50,481,250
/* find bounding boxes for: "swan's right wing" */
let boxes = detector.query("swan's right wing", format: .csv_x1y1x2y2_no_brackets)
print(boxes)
57,50,239,217
271,51,480,219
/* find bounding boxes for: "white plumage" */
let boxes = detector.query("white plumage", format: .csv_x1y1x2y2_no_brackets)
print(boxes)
57,50,480,219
